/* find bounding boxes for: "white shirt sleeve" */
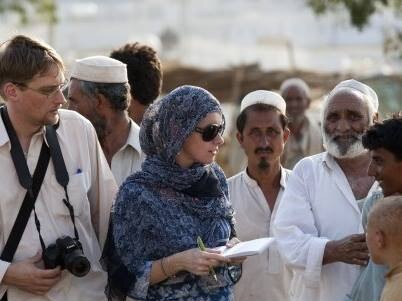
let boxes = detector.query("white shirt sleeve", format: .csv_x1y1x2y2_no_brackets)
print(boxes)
0,260,10,296
273,159,329,288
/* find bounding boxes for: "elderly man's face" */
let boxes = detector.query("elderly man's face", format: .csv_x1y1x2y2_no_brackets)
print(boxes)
282,85,309,123
323,91,371,159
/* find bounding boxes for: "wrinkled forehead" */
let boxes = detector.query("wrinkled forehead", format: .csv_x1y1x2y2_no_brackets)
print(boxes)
324,88,369,116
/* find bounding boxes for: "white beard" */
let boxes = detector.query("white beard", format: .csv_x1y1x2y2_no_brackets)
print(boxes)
323,132,367,159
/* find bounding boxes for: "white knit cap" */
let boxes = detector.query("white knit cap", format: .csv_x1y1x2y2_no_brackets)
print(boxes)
240,90,286,115
329,79,379,112
71,55,128,83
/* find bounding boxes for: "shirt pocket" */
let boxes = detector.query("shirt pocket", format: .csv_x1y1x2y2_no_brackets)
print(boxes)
50,172,88,217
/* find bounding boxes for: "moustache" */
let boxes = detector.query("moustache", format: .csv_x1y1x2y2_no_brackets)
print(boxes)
255,147,273,154
331,134,361,142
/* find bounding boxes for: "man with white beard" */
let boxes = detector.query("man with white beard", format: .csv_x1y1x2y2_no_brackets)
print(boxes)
273,79,380,301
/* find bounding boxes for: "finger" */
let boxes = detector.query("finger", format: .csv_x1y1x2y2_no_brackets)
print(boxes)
349,242,368,251
353,251,370,261
201,252,229,262
37,266,62,279
204,248,221,254
350,234,366,242
226,237,241,248
27,251,43,263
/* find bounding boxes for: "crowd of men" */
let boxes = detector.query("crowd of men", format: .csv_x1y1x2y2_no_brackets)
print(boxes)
0,34,402,301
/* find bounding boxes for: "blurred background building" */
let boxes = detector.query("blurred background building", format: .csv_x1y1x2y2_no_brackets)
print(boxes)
1,0,401,175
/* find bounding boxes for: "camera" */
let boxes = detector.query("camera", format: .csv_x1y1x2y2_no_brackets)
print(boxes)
43,236,91,277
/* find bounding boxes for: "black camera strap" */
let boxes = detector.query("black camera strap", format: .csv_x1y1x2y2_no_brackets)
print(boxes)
0,106,51,263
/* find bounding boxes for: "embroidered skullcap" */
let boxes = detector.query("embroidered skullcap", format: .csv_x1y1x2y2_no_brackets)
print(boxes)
329,79,379,112
71,55,128,83
140,85,223,163
240,90,286,115
280,78,310,98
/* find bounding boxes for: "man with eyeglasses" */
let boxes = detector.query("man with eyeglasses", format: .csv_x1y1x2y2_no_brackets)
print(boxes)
228,90,293,301
0,35,117,300
68,56,144,186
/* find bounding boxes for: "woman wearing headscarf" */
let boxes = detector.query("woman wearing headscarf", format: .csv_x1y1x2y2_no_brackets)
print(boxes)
103,85,242,301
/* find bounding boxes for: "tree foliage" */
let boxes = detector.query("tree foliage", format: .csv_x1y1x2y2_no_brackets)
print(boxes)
307,0,402,30
0,0,57,25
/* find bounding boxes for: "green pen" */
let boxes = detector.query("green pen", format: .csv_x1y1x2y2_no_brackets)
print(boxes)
197,236,218,282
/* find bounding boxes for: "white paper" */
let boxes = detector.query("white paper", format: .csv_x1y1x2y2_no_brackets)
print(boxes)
215,237,275,258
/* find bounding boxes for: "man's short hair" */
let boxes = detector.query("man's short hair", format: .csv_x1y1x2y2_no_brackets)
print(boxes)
77,80,130,112
236,103,289,133
362,113,402,161
110,43,162,106
0,35,64,96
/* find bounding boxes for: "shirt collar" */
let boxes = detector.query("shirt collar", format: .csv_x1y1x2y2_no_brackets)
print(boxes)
125,119,142,154
322,151,337,170
0,110,47,149
242,166,288,189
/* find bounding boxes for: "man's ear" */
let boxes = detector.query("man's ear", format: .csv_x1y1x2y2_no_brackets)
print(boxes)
95,93,108,111
373,112,379,124
283,127,290,144
236,131,244,147
2,82,19,101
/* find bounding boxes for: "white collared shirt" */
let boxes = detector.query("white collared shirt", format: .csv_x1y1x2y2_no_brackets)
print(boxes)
273,152,379,301
228,167,293,301
0,109,118,301
110,119,144,186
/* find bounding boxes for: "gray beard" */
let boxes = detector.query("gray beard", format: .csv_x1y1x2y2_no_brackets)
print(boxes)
323,132,366,159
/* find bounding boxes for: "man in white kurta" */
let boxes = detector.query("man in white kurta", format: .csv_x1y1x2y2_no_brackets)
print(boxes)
228,90,293,301
273,79,380,301
0,35,117,301
68,56,145,186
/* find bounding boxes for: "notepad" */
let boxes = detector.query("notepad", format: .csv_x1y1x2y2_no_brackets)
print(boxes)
215,237,275,258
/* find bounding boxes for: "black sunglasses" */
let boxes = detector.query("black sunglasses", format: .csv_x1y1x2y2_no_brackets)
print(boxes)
194,124,224,142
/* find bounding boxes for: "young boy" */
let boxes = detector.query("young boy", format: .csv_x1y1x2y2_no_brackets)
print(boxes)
366,195,402,301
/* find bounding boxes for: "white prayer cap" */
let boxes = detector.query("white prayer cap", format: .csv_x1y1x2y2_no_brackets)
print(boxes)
71,55,128,83
329,79,379,112
240,90,286,115
280,77,310,98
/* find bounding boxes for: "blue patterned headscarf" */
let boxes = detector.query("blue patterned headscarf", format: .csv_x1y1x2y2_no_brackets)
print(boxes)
136,85,227,192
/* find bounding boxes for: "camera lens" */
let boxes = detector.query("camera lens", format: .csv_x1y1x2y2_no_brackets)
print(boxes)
65,253,91,277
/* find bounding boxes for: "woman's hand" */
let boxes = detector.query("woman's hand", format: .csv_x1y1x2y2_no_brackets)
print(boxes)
171,248,229,276
225,237,247,265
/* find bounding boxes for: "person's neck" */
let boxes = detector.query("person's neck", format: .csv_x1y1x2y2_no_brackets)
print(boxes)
383,246,402,270
128,99,147,125
100,111,131,165
289,116,306,138
247,160,282,189
6,106,42,152
334,151,372,176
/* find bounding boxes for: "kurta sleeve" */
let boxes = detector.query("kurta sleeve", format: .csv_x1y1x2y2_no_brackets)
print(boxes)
273,159,329,288
0,260,10,297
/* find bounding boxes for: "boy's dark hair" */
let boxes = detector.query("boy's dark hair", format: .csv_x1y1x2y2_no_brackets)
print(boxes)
110,43,162,106
236,103,288,133
362,113,402,161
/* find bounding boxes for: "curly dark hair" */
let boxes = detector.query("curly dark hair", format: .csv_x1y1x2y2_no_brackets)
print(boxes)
110,43,162,106
362,112,402,161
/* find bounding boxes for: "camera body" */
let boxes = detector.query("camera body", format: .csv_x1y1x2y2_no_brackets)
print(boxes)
43,235,91,277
